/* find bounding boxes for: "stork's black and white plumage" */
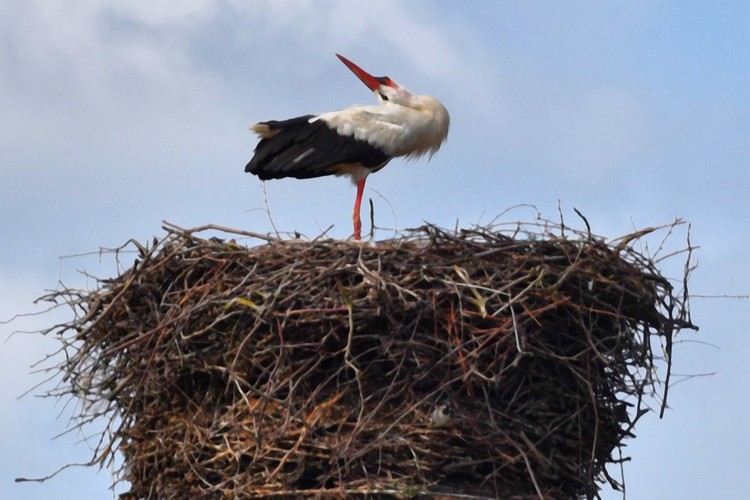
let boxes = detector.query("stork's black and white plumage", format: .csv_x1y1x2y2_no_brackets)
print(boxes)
245,54,449,240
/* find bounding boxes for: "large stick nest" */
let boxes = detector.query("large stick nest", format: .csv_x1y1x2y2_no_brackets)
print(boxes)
36,220,696,499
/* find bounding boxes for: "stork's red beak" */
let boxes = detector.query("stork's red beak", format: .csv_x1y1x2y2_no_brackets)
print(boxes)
336,54,396,91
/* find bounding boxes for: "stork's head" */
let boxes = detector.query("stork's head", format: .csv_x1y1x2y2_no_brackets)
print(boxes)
336,54,426,106
336,54,402,103
335,53,450,158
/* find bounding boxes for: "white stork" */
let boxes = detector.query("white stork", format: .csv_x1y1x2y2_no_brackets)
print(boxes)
245,54,450,240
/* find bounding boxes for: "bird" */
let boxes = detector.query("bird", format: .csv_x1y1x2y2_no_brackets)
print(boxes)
245,54,450,240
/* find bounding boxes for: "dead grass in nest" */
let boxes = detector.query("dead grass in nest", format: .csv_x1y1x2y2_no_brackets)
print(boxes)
26,219,697,499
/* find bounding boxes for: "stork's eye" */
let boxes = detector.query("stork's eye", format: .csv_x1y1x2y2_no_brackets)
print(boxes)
379,92,389,101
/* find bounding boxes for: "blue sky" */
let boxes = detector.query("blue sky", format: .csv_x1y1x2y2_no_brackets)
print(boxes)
1,1,748,498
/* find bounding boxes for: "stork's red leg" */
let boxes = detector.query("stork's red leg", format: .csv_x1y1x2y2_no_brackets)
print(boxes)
352,178,366,240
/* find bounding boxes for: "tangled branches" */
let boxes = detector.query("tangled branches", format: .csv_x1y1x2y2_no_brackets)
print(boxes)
33,220,696,498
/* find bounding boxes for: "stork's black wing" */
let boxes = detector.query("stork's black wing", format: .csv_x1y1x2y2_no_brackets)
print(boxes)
245,115,389,180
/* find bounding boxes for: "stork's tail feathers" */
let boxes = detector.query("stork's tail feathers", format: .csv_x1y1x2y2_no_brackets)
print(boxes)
245,116,321,180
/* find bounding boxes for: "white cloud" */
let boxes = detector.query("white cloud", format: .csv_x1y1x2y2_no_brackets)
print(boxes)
107,0,218,27
184,0,501,103
0,1,216,103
